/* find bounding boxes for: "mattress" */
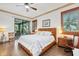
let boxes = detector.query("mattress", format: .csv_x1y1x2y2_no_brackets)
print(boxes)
18,35,55,56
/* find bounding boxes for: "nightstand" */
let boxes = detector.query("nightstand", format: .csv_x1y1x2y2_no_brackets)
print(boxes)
58,37,73,48
58,37,67,47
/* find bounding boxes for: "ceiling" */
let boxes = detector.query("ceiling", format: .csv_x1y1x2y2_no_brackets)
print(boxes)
0,3,71,19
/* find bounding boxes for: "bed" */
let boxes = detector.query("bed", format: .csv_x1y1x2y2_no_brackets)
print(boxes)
18,28,56,56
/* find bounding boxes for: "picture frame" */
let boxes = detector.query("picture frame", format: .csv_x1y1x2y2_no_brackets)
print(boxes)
42,19,50,27
61,7,79,35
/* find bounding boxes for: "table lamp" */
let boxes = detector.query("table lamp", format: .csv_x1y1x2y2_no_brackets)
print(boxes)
58,28,62,34
35,29,38,32
58,28,64,38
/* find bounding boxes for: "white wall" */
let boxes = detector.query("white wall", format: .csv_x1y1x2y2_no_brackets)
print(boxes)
35,4,79,44
0,11,31,32
0,11,31,41
36,4,79,29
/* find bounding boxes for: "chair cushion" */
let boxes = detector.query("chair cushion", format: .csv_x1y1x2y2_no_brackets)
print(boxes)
73,48,79,56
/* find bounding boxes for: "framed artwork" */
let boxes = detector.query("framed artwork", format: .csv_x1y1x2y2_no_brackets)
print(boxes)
42,19,50,27
61,7,79,35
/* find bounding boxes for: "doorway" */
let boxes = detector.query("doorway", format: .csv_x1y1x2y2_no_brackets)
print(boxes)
14,18,30,39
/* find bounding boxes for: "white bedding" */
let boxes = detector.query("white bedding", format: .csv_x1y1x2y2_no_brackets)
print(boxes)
18,34,55,56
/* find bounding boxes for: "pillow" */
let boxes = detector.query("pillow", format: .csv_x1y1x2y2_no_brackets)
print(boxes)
42,31,52,36
35,31,41,35
35,31,52,36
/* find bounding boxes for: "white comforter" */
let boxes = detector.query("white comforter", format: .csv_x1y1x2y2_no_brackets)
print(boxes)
18,35,55,56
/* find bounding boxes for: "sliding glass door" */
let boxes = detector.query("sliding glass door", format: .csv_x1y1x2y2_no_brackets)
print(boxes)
14,18,30,39
21,20,30,35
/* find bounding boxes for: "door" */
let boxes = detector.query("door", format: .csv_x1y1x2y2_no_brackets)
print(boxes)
22,20,30,35
14,18,30,39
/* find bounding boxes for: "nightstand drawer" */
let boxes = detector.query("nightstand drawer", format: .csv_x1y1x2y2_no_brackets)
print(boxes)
58,38,67,47
58,37,73,48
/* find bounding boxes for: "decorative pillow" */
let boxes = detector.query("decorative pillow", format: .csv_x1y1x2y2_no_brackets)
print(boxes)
35,31,52,36
42,31,52,36
35,31,40,35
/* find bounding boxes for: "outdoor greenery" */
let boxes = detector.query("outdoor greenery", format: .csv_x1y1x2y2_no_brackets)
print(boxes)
15,18,30,36
63,10,79,32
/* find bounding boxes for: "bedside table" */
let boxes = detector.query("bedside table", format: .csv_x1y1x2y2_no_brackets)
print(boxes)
58,37,73,48
58,37,67,47
58,37,73,55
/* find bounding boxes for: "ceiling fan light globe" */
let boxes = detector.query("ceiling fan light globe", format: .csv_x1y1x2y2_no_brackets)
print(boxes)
25,6,29,9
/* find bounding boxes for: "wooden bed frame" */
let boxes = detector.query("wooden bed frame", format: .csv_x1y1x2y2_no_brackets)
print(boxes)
18,28,56,56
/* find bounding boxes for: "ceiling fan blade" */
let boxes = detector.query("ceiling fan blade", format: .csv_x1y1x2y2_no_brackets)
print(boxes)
30,7,37,11
24,3,29,5
30,3,34,4
24,3,34,5
16,5,24,7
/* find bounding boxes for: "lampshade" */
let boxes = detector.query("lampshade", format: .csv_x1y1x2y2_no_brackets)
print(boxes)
58,28,62,34
58,28,64,38
25,5,29,8
35,29,38,32
0,26,6,32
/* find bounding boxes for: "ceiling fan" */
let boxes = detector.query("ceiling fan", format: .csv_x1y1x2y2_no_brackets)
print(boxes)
16,3,37,12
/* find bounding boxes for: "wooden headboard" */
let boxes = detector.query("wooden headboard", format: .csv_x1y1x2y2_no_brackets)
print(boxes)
38,28,56,40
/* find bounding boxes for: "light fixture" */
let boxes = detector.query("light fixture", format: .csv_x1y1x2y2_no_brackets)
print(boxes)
35,29,38,32
25,5,29,9
58,28,62,34
58,27,64,38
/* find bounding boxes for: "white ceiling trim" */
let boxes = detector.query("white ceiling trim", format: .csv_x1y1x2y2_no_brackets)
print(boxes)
32,3,73,19
0,9,33,19
0,3,73,20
